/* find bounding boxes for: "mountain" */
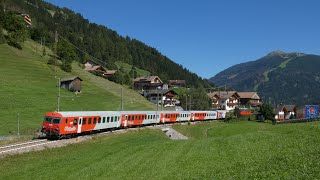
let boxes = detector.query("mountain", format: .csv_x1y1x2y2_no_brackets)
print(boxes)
1,0,211,88
209,51,320,105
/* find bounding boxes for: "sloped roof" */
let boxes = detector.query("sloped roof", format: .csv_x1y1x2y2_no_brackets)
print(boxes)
147,89,177,96
169,80,186,84
134,76,163,83
238,92,260,99
84,65,106,71
207,91,238,100
275,104,296,113
60,76,82,82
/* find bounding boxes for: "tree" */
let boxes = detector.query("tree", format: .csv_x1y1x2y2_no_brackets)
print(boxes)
0,25,5,44
179,87,211,110
259,103,274,121
57,40,76,72
3,12,28,49
42,47,46,57
129,66,138,79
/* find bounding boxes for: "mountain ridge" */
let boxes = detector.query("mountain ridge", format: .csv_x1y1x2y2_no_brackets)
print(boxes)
209,51,320,105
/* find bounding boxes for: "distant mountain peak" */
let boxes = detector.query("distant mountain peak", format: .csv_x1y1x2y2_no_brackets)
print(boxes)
266,50,287,57
265,50,305,59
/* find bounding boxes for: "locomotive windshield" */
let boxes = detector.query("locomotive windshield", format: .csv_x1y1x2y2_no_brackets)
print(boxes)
44,117,52,123
43,117,61,124
52,118,61,124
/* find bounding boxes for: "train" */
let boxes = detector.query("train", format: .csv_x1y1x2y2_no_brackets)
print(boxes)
41,110,227,139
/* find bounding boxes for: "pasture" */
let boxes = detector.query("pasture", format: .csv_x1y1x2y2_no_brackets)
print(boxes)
0,41,156,135
1,121,320,179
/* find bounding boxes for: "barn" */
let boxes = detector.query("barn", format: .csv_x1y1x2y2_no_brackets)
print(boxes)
60,77,83,92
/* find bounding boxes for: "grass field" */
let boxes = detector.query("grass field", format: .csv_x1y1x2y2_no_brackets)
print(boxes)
0,41,156,135
1,121,320,179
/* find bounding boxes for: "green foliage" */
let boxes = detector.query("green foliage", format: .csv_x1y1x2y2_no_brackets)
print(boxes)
211,52,320,105
57,40,76,72
179,87,211,110
0,42,155,135
1,11,28,49
2,0,212,88
0,25,5,44
129,65,138,79
259,103,275,121
234,107,240,117
42,47,46,56
3,121,320,179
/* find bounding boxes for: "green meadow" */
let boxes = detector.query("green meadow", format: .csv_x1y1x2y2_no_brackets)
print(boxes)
1,121,320,179
0,41,156,135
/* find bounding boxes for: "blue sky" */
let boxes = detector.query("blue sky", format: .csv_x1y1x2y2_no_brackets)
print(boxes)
45,0,320,78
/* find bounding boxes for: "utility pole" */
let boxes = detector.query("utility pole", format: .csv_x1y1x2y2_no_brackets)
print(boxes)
189,95,192,110
17,112,20,136
121,87,123,111
185,95,188,111
57,78,61,112
157,91,159,111
161,92,163,111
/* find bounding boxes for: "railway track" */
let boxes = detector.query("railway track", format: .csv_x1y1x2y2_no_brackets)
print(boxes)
0,122,206,157
0,139,55,155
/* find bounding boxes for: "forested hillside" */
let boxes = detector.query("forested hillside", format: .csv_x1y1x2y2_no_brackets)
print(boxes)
210,51,320,105
1,0,211,88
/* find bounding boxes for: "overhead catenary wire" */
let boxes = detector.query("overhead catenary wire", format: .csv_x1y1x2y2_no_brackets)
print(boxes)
56,33,154,109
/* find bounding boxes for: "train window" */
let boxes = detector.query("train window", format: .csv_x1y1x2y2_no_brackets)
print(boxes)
107,117,110,123
73,119,77,125
103,117,106,123
79,118,82,125
111,117,114,122
128,116,131,121
83,119,86,125
93,118,96,124
88,118,92,124
98,117,101,123
118,116,120,121
136,116,139,120
53,118,61,124
132,116,135,121
44,117,52,123
65,118,68,124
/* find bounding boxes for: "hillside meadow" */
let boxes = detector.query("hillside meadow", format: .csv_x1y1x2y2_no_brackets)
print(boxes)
1,121,320,179
0,41,156,135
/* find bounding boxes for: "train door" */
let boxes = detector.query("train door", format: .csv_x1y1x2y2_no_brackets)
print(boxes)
124,115,128,127
191,113,195,121
78,117,83,133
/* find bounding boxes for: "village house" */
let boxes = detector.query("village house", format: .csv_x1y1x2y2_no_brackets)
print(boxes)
60,76,82,92
84,61,116,76
168,80,186,87
274,104,297,120
237,92,261,107
207,91,240,111
144,89,178,107
133,76,163,91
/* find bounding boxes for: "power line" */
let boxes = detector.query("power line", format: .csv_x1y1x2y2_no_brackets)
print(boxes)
57,33,119,70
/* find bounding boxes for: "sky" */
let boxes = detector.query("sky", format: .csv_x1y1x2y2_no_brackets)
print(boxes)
44,0,320,78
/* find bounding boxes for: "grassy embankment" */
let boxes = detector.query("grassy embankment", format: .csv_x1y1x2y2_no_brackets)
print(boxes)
1,121,320,179
0,40,156,135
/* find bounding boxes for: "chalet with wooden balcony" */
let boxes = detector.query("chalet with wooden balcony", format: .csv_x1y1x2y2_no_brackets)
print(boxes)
275,105,297,120
169,80,186,87
207,91,240,111
133,76,163,91
84,62,116,76
237,92,261,107
144,89,178,107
